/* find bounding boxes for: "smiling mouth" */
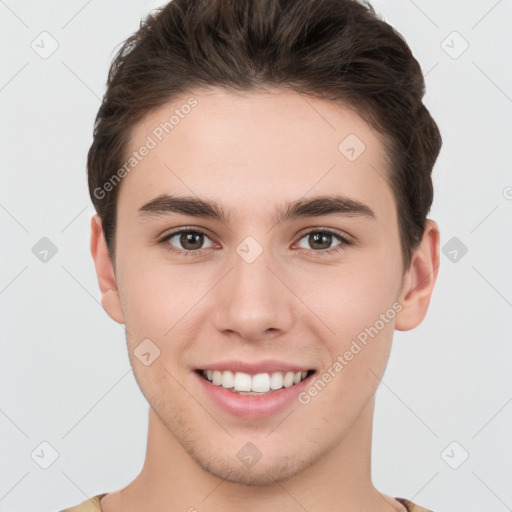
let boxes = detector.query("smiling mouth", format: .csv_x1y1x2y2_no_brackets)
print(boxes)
195,369,316,395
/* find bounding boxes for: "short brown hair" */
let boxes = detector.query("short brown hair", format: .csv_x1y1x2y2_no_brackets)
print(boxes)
87,0,442,269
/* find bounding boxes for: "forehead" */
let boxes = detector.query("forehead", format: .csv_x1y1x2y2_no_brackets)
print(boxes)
118,87,394,218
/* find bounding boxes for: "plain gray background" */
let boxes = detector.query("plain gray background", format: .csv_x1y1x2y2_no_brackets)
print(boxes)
1,1,511,511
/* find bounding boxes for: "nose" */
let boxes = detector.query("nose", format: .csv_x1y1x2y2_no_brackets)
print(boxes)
211,244,295,343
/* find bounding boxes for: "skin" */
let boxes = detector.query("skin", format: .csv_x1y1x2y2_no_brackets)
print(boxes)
90,86,439,512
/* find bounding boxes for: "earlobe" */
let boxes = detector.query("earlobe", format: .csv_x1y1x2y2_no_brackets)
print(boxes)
90,214,125,324
395,219,440,331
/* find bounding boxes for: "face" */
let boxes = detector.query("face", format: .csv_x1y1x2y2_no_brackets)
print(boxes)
95,87,428,485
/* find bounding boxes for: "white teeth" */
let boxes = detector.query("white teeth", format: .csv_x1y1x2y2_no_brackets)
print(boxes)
221,370,234,388
233,372,252,392
251,373,271,393
283,371,294,387
270,371,283,390
202,369,310,393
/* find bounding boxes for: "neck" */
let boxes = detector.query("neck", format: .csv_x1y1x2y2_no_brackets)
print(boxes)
104,396,402,512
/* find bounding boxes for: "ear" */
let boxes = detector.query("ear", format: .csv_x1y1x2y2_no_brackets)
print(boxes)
395,219,440,331
90,214,125,324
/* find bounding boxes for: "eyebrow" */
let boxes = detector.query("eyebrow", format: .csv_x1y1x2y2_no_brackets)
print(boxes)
137,193,376,225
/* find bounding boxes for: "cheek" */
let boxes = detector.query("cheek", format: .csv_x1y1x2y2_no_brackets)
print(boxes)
300,257,400,393
304,258,401,336
301,289,396,421
117,249,205,326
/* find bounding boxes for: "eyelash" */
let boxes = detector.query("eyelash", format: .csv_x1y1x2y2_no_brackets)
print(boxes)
158,227,353,258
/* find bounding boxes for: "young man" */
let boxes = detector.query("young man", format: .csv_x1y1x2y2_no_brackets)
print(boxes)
62,0,442,510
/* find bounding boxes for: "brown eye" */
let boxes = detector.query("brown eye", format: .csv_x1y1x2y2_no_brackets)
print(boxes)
178,231,204,250
296,229,352,256
161,229,215,255
308,232,333,250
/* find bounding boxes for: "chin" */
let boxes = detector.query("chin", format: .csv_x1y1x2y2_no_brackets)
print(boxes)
187,443,319,486
198,458,301,486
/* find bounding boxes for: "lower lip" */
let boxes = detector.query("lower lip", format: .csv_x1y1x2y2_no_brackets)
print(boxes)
195,371,314,420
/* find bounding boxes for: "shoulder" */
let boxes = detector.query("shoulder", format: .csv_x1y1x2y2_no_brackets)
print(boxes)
58,493,106,512
58,493,435,512
395,497,436,512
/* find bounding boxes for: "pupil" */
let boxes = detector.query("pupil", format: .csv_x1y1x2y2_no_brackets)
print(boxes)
311,232,331,250
181,232,202,250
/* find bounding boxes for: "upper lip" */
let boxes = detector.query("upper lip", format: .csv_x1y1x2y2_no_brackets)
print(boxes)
197,360,314,375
